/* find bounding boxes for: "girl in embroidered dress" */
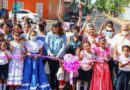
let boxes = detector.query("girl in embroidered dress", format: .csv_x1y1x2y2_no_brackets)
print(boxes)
89,37,113,90
19,30,51,90
76,41,95,90
7,32,24,90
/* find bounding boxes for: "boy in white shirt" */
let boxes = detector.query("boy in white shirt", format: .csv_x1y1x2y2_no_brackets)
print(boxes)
116,45,130,90
0,42,11,90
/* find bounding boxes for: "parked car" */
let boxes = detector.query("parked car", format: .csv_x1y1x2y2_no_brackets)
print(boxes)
9,9,39,23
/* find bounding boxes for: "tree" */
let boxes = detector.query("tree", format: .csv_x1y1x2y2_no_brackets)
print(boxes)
95,0,106,11
95,0,130,17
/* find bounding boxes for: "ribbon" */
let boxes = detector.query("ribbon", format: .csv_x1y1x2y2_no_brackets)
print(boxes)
70,72,73,85
0,53,96,85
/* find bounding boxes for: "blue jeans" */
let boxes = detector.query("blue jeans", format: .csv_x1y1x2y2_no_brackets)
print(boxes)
115,70,130,90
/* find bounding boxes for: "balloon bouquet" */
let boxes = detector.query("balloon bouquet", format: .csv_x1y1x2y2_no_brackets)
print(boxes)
63,54,80,85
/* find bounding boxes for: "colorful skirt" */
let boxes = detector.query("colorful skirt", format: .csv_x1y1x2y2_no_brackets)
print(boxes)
89,62,113,90
19,55,51,90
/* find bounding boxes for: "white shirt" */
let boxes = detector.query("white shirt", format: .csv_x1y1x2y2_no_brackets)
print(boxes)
119,55,130,71
0,50,11,65
106,36,115,55
114,33,130,55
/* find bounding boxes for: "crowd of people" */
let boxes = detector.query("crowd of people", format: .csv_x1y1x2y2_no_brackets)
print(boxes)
0,7,130,90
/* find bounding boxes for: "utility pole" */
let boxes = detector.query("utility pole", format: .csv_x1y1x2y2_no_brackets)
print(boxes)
1,0,3,9
14,0,17,24
0,0,3,9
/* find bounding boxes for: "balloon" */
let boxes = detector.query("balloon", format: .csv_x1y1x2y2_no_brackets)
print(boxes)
64,54,80,73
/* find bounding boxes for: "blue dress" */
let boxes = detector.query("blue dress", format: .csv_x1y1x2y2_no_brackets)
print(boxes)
19,40,51,90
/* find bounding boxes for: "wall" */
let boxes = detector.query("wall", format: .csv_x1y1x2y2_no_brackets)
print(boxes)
122,6,130,20
8,0,62,19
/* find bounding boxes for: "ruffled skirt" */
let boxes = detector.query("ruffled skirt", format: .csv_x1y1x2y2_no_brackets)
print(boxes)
19,56,51,90
90,62,113,90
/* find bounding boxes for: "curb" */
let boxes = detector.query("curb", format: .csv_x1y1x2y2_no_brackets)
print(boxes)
103,14,130,25
45,19,56,22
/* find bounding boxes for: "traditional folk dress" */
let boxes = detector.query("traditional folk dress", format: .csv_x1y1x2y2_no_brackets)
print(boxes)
7,41,24,86
89,47,113,90
19,40,51,90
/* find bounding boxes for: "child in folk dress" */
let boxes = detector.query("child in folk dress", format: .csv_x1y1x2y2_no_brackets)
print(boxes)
89,37,113,90
116,45,130,90
76,41,95,90
7,32,25,90
19,30,51,90
0,42,11,90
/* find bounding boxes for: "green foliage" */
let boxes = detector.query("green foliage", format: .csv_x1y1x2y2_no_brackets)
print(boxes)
95,0,130,13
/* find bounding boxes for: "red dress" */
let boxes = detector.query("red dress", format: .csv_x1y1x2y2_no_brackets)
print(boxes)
89,47,113,90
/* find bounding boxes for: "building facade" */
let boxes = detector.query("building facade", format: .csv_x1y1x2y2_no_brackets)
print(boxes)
8,0,63,19
121,6,130,20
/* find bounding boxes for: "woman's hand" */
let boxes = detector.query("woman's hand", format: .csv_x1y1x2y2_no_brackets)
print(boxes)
100,23,106,30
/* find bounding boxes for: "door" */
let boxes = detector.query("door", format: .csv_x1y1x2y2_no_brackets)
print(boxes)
36,3,43,18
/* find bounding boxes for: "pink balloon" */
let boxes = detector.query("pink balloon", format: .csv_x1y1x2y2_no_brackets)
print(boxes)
64,54,73,62
64,54,79,72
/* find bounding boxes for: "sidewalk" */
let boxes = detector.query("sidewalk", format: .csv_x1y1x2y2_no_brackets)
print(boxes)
103,13,130,25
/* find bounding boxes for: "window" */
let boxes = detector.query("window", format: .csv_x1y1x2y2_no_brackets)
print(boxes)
3,0,8,9
36,3,43,18
20,10,29,14
13,2,24,10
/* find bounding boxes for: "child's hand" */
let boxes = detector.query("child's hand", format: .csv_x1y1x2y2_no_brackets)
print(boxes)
113,55,118,61
27,52,31,56
4,52,11,59
20,56,24,61
31,25,36,29
76,48,81,56
48,53,55,57
34,54,39,60
4,51,8,56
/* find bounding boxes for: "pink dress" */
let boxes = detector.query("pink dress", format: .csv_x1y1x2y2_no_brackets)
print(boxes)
89,47,113,90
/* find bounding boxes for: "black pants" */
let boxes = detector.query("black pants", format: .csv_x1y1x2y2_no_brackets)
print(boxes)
115,70,130,90
48,59,59,90
108,59,119,90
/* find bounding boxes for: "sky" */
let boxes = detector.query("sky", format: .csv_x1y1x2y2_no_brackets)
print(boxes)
91,0,96,4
